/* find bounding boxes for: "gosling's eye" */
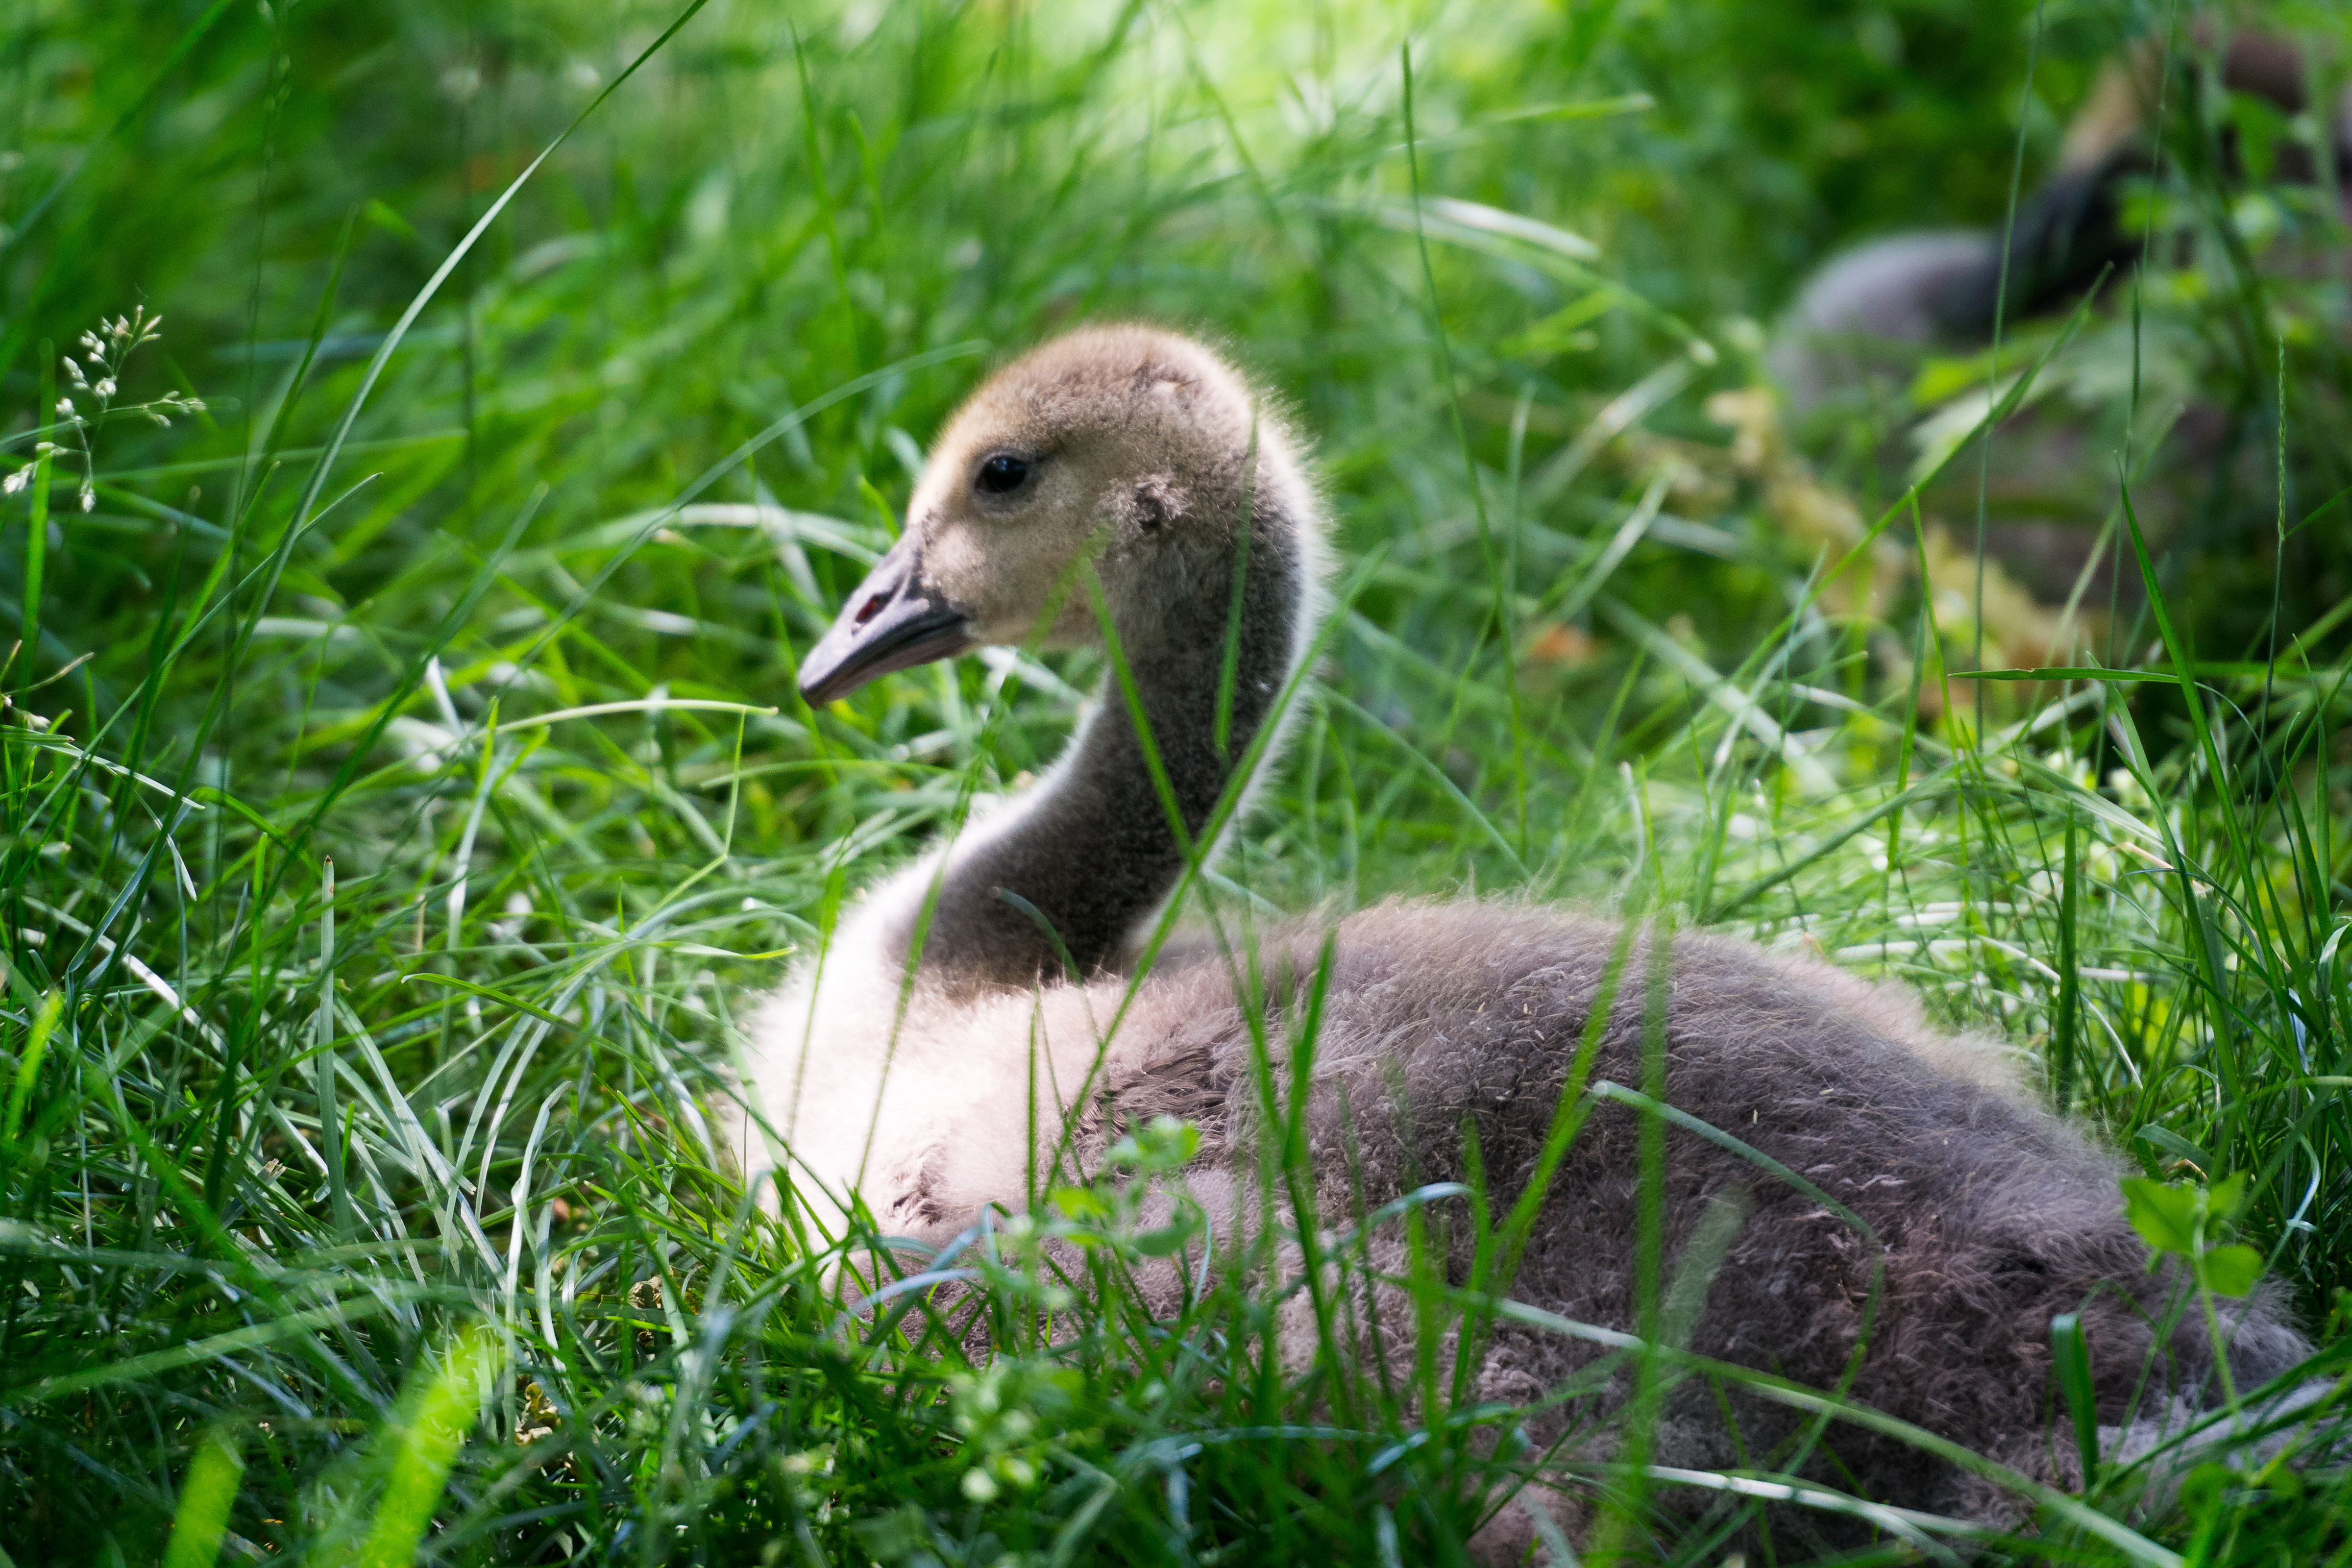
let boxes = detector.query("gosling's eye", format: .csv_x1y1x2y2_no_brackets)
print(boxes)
976,454,1030,495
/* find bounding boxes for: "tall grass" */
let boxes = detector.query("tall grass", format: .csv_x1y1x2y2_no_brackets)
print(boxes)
0,0,2348,1562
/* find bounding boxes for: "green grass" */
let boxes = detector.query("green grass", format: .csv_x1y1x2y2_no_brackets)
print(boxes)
2,0,2350,1562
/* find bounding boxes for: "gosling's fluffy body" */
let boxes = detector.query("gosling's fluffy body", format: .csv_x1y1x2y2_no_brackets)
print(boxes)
733,324,2309,1541
756,899,2306,1523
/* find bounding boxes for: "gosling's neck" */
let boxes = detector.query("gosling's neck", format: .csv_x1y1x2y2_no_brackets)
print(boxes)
885,486,1314,991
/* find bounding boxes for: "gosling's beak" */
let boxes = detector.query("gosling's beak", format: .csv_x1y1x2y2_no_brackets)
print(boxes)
797,533,973,706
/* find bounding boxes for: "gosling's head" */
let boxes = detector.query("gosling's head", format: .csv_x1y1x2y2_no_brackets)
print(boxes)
798,324,1292,705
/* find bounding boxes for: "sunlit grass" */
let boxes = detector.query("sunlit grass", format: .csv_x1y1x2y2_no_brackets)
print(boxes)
0,0,2347,1562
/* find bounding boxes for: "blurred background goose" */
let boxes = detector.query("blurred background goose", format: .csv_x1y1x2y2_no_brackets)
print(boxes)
1769,24,2351,622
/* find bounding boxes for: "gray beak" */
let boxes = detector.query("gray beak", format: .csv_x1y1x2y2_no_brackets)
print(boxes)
797,533,974,706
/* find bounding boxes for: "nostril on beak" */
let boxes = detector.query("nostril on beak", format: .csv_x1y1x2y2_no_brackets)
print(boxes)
853,592,888,630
